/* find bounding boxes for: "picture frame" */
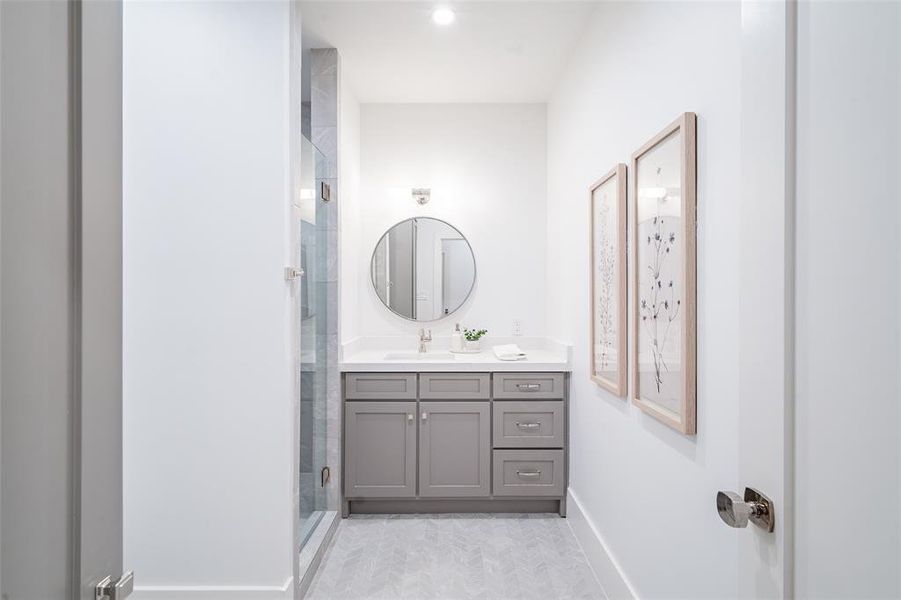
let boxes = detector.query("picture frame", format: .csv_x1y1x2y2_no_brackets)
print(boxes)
589,163,628,396
631,112,697,434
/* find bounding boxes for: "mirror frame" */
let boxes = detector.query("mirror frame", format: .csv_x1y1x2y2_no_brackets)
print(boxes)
369,216,477,322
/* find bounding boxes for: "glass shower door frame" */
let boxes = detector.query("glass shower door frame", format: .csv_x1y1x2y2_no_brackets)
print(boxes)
297,135,328,551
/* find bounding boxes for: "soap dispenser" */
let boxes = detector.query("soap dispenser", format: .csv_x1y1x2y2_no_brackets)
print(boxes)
451,323,464,352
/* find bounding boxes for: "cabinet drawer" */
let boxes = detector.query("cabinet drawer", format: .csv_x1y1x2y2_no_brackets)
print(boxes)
492,401,564,448
492,373,565,399
345,373,417,400
492,450,564,497
420,373,490,400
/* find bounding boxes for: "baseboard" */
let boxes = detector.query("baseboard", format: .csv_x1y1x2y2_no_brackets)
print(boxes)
131,576,293,600
566,489,638,600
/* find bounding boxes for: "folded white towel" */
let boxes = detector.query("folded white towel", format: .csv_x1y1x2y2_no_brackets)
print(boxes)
493,344,527,361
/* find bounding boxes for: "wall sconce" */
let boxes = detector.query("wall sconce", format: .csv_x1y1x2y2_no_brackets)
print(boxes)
412,188,431,205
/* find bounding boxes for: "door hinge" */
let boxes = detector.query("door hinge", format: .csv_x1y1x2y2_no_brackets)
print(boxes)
96,571,134,600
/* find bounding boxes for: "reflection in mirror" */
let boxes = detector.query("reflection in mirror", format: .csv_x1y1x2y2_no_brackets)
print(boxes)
371,217,476,321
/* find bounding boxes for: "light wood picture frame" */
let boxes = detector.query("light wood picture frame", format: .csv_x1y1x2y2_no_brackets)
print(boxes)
631,112,697,434
589,164,628,396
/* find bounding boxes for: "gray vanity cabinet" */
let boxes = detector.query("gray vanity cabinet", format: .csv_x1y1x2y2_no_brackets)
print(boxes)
344,401,416,498
418,402,490,497
343,371,569,516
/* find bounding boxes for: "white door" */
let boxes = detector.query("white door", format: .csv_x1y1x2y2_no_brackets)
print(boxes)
792,2,900,598
1,1,130,598
735,2,900,597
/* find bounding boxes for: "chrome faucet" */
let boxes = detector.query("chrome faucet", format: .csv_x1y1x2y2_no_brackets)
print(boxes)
418,328,432,353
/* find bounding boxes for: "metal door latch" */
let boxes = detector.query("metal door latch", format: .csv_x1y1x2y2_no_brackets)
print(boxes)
96,571,134,600
716,487,775,532
284,266,304,281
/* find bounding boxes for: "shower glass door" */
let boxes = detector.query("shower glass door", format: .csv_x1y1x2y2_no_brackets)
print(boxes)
298,135,328,547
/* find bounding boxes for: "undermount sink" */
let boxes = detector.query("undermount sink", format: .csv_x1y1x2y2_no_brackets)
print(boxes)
383,351,457,361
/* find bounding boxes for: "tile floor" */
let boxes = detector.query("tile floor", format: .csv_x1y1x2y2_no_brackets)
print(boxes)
305,514,605,600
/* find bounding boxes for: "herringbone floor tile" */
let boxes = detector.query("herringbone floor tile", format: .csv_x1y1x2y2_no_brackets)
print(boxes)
306,514,605,600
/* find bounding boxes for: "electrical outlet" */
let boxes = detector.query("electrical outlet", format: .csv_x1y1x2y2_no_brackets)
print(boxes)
512,319,522,336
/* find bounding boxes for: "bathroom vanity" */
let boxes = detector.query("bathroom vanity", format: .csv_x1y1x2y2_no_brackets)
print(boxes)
340,364,570,517
342,216,571,516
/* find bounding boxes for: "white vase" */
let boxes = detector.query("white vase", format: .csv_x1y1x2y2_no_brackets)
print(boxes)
465,340,481,352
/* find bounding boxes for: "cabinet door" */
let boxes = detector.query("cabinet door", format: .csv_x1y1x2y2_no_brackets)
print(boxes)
419,402,490,497
345,402,416,498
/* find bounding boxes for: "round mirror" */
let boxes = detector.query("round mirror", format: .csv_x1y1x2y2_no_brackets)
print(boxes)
370,217,476,321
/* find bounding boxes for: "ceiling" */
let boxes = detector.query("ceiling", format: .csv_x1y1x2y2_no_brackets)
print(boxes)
300,1,599,103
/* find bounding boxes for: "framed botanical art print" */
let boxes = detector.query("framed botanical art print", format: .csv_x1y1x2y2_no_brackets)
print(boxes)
589,164,627,396
631,112,697,434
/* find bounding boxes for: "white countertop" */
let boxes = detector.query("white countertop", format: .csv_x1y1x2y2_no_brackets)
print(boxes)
340,336,572,372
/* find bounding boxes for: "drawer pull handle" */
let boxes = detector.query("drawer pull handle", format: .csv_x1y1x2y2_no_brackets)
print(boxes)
515,422,540,430
516,383,541,391
516,470,541,478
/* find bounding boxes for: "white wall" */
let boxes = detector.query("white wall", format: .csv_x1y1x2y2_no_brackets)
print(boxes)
124,1,295,594
356,103,547,338
546,2,741,597
795,2,900,597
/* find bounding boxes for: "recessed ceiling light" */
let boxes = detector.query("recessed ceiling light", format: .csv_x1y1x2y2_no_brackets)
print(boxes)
431,7,455,26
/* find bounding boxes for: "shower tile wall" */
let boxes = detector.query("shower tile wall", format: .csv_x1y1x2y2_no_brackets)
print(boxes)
299,353,316,512
311,48,341,511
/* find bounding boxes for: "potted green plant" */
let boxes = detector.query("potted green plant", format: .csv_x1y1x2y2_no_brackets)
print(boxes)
463,328,487,352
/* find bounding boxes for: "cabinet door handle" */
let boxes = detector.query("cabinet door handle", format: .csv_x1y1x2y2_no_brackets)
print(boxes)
407,413,414,423
515,422,540,430
516,470,541,478
516,383,541,391
421,412,428,421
